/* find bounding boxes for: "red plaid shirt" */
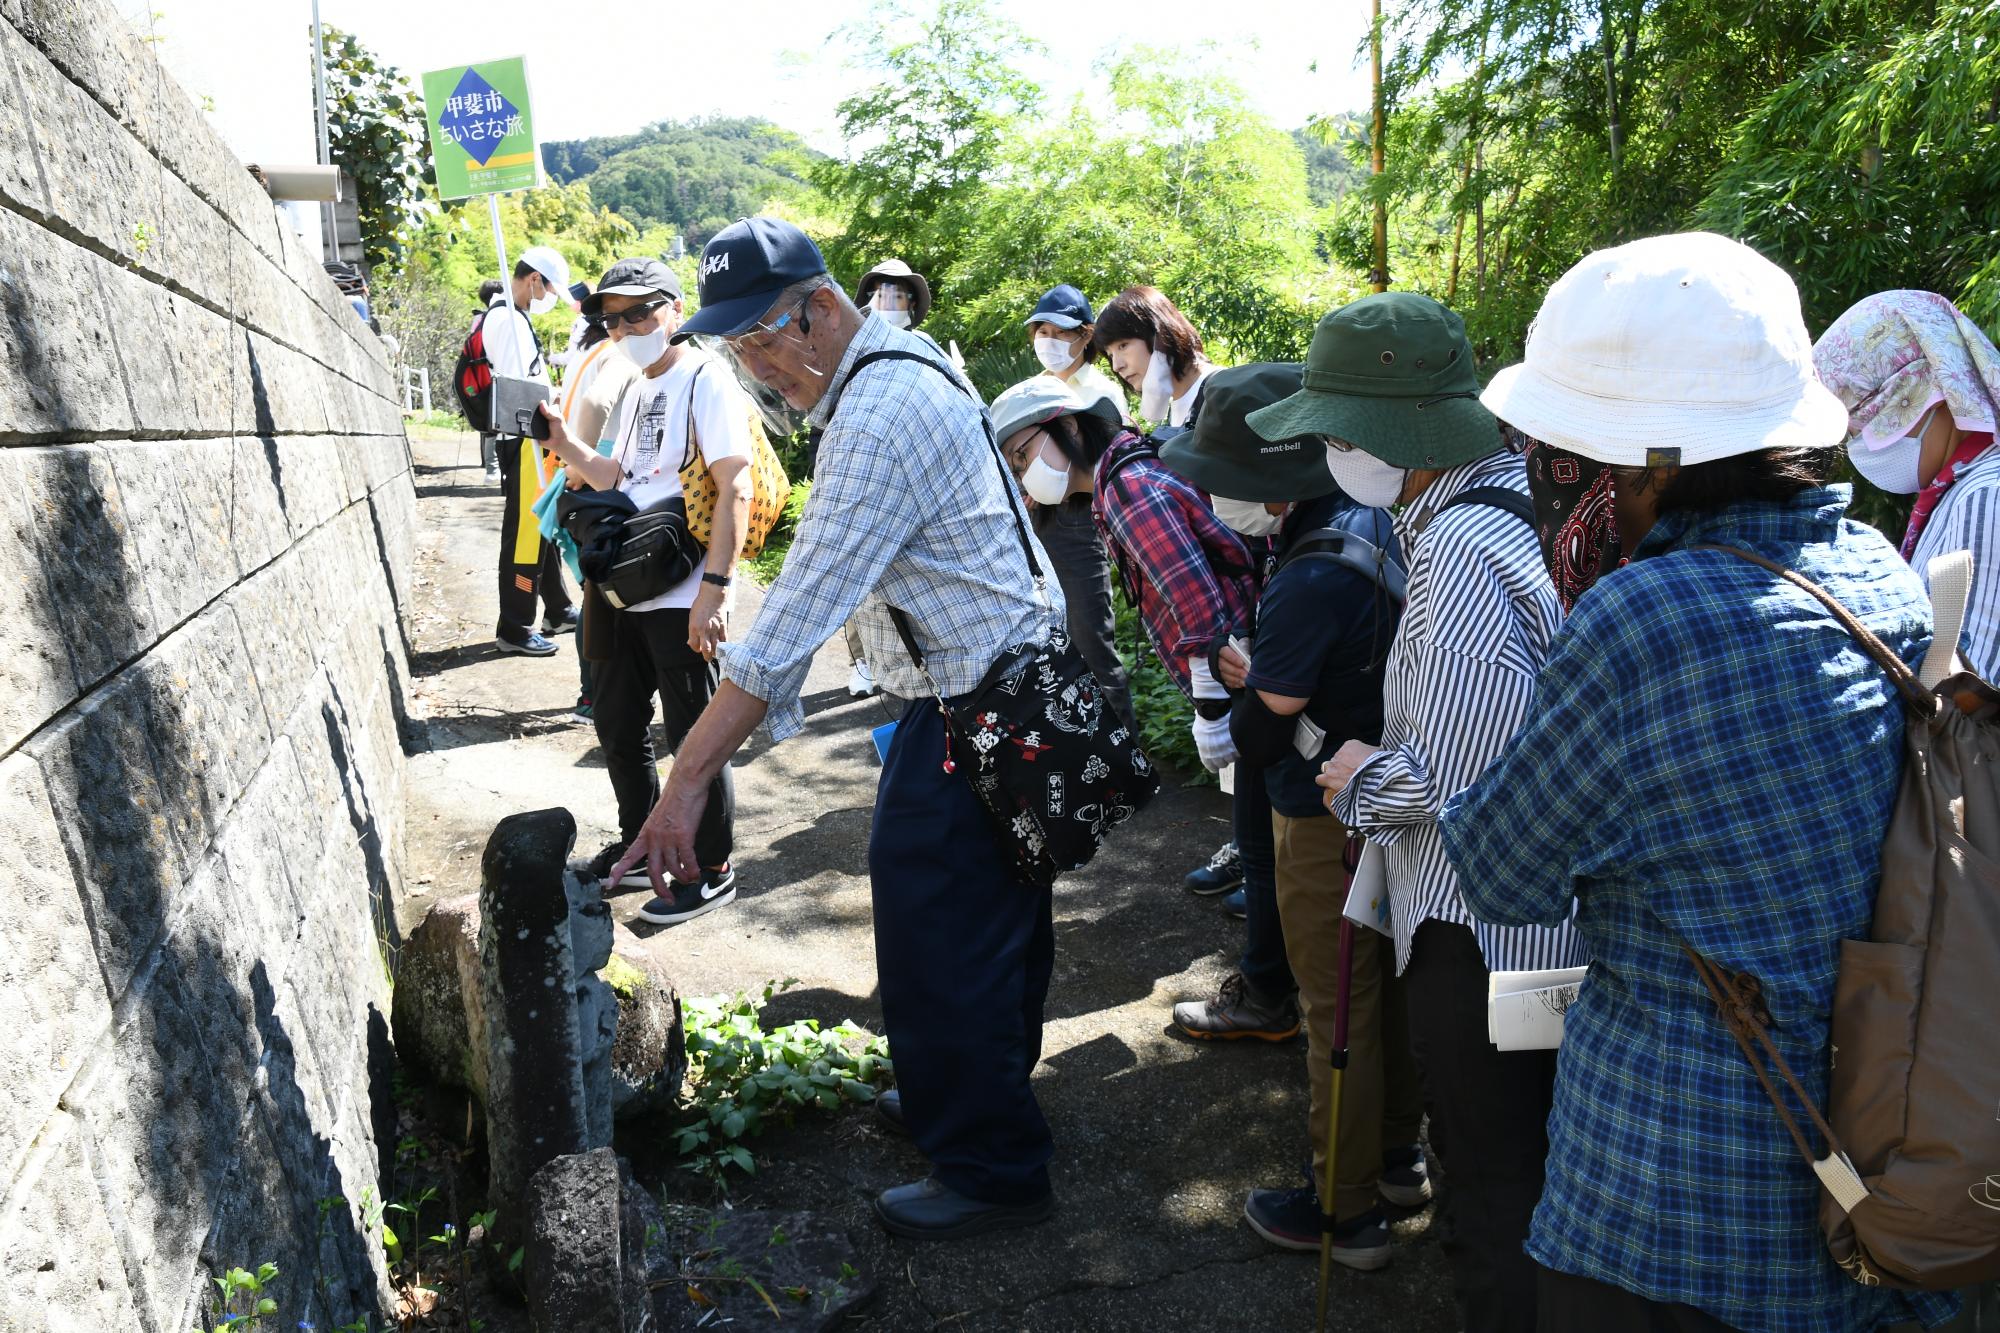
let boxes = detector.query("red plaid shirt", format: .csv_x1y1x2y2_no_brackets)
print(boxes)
1093,432,1260,697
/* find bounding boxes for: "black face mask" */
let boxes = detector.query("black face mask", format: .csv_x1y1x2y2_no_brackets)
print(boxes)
1521,434,1625,614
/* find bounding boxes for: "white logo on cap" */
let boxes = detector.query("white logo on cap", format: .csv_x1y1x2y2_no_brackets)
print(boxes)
700,252,731,280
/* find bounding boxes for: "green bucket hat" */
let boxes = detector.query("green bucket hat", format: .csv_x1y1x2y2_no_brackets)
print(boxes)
1245,292,1498,470
1157,363,1337,503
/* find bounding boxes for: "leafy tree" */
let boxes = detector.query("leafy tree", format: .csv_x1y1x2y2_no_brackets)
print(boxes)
811,0,1041,291
541,118,821,243
1699,0,2000,331
320,24,435,273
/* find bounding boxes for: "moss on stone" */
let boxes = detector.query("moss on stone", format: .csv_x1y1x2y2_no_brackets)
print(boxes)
600,954,647,999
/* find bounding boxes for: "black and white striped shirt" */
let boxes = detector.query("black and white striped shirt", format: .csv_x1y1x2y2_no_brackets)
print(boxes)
1331,449,1586,975
1909,444,2000,680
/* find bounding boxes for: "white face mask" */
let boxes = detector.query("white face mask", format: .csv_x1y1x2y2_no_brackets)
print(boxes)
1022,454,1072,506
619,325,669,370
528,287,558,316
1324,442,1407,508
875,308,912,330
1140,349,1174,422
1212,495,1284,537
1847,405,1937,495
1034,336,1078,374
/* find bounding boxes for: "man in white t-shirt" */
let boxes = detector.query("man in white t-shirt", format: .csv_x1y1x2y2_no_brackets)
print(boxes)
487,244,576,657
539,257,753,926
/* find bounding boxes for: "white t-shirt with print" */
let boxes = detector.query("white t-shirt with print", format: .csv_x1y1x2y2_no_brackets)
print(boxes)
604,347,752,612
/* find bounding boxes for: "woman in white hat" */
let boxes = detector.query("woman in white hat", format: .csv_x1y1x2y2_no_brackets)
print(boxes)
988,375,1137,733
1816,290,2000,678
1440,233,1951,1332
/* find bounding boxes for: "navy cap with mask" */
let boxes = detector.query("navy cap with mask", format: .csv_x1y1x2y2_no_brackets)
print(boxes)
672,217,828,344
1024,284,1095,330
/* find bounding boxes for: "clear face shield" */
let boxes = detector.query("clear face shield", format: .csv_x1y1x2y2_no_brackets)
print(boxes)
694,291,828,440
701,334,811,439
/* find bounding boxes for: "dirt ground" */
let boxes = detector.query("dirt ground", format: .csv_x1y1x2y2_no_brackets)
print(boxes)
395,424,1458,1331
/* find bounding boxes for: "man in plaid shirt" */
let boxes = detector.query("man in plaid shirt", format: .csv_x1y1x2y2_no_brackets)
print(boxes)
611,219,1065,1242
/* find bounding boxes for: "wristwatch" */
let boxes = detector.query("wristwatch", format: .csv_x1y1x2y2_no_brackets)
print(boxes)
701,572,732,588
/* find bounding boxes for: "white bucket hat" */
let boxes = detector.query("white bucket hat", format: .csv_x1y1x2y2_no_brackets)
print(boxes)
1480,232,1849,467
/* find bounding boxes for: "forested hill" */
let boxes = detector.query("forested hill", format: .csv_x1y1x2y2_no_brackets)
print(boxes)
540,118,820,245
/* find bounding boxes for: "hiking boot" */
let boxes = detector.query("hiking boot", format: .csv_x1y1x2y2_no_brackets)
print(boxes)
495,631,559,657
1243,1185,1391,1270
1379,1143,1432,1208
637,865,737,925
1183,840,1243,895
1172,972,1299,1041
1222,885,1248,919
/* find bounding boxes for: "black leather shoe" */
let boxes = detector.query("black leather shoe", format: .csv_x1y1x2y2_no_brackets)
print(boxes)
873,1178,1054,1240
876,1089,909,1136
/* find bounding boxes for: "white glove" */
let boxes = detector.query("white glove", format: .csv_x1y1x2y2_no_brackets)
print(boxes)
1191,713,1238,772
1188,655,1228,701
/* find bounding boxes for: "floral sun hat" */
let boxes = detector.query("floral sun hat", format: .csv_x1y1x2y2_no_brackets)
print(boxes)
1813,290,2000,453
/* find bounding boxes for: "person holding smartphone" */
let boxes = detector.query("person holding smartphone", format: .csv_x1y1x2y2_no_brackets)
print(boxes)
538,258,752,928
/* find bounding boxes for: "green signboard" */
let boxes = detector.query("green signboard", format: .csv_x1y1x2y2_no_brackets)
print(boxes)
421,57,540,199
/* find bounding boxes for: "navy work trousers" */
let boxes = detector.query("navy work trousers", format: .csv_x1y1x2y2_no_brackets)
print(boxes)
869,698,1056,1205
1233,773,1294,1001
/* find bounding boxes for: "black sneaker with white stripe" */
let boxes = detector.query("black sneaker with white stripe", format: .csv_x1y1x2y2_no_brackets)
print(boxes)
587,840,652,892
637,865,737,925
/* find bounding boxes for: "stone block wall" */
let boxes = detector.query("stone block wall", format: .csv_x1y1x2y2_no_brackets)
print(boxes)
0,1,416,1328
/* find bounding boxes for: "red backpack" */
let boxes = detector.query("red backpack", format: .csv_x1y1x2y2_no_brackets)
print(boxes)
453,305,542,433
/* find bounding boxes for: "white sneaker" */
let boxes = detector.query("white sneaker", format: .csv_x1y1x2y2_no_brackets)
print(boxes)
847,659,877,697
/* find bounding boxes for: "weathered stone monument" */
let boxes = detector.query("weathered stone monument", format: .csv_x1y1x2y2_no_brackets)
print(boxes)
0,0,416,1326
476,808,618,1231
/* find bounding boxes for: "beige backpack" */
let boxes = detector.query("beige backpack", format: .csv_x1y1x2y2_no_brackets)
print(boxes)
1687,547,2000,1290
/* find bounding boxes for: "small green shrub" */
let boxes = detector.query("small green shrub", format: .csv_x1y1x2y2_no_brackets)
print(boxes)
675,979,892,1187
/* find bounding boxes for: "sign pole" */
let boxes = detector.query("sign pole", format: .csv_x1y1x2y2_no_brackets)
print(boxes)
489,192,514,323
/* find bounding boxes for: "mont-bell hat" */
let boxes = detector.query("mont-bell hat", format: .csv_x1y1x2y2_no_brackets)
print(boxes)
990,375,1121,447
855,258,933,327
517,245,572,295
582,257,682,317
1159,363,1336,502
1480,232,1848,466
1246,293,1496,470
1024,284,1095,331
672,217,828,344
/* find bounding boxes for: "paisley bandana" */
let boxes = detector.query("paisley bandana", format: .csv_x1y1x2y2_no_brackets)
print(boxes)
1525,436,1626,613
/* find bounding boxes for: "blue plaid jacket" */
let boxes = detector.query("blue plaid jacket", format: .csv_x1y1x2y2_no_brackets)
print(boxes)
1440,487,1957,1332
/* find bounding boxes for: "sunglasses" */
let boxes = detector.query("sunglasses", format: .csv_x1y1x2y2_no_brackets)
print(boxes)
599,297,672,329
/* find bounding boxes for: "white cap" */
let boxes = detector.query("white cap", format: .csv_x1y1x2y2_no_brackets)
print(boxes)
517,245,571,293
1480,232,1848,466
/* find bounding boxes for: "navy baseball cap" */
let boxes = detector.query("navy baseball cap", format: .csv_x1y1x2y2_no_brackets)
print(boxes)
672,217,828,344
1024,284,1095,330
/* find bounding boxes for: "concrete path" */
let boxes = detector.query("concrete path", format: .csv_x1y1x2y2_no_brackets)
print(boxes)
398,426,1456,1331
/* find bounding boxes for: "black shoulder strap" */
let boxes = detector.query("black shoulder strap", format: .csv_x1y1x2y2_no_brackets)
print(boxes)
833,348,1043,670
1439,485,1535,528
1098,438,1160,494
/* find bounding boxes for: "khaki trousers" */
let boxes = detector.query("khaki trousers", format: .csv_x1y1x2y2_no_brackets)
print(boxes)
1272,811,1425,1220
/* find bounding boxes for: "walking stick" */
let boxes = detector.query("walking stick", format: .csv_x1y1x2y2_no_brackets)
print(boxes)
1315,913,1357,1333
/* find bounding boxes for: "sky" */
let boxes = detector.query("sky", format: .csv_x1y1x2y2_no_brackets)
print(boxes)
128,0,1375,163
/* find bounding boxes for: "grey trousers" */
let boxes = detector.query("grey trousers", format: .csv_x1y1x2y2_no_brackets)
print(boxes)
1034,498,1136,733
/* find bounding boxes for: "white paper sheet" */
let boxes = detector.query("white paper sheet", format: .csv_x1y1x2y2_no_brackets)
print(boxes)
1341,839,1393,937
1487,966,1588,1051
